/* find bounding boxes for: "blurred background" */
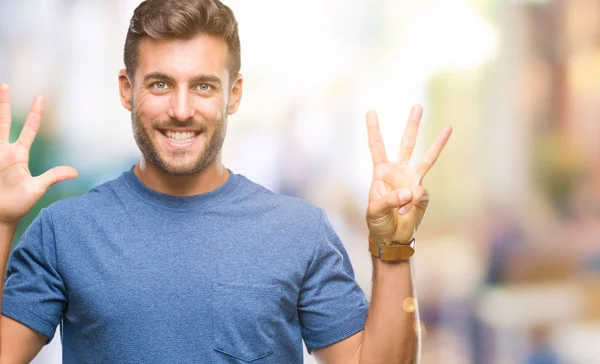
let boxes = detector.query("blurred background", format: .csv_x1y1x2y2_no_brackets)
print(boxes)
1,0,599,363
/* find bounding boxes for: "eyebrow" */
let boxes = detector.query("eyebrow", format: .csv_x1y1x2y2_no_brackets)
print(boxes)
142,72,222,87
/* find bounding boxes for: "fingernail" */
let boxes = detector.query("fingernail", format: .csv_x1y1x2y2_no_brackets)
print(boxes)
398,190,410,201
398,206,407,215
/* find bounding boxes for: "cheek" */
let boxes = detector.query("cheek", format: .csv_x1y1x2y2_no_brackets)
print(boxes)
193,97,226,123
135,93,170,122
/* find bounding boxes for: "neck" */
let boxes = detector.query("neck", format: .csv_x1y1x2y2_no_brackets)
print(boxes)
134,157,229,196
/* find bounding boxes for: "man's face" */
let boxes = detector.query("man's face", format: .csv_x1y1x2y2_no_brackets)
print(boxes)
120,34,242,175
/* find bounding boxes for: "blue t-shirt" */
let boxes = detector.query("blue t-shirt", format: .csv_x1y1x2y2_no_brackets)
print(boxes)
2,167,369,363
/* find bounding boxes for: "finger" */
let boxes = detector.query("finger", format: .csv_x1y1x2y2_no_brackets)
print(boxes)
366,110,388,166
397,186,428,215
0,84,11,144
368,188,412,217
415,124,453,179
33,166,78,194
397,105,423,164
16,96,45,150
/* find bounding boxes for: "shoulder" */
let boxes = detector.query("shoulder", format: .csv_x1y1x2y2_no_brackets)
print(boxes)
233,173,325,226
44,174,124,222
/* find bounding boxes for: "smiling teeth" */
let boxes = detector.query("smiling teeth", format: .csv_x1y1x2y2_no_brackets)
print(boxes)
165,131,195,142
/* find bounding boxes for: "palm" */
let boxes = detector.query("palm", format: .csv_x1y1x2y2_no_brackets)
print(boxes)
368,163,421,243
0,84,77,224
0,148,38,222
365,106,452,244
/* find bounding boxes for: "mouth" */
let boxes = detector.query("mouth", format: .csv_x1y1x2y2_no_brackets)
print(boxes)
158,129,203,148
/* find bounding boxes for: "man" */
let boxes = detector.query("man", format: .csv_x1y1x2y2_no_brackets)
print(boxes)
0,0,452,363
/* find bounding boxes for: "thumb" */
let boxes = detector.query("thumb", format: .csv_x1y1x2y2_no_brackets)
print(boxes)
33,166,79,194
367,188,412,218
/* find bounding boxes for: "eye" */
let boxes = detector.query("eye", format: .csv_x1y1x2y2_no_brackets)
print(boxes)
152,81,169,90
197,84,212,92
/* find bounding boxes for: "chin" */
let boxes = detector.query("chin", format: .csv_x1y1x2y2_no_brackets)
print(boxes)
153,154,213,176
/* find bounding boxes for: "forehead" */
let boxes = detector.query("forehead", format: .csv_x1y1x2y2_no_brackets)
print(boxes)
135,34,230,82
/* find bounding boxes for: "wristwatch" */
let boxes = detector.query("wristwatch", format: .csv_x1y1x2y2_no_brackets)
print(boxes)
368,237,415,262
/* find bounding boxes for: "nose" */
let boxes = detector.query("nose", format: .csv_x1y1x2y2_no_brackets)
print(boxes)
167,87,196,121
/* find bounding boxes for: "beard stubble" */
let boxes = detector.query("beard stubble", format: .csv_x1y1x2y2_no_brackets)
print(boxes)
131,107,227,176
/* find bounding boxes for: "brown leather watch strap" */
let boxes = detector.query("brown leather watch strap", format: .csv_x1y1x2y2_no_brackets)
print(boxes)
368,238,415,262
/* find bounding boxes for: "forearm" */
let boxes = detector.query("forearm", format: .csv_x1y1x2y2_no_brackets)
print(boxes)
358,257,418,364
0,223,17,347
0,223,16,294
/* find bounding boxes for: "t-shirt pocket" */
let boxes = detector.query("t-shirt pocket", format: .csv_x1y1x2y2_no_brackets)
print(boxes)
211,282,282,362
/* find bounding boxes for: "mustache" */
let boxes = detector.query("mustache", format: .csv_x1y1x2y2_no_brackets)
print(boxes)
152,119,207,132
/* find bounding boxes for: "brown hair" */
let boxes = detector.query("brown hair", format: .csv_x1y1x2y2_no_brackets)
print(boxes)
124,0,241,82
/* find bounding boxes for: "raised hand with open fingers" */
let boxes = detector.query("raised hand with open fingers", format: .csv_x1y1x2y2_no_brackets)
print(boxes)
366,105,452,245
0,84,78,226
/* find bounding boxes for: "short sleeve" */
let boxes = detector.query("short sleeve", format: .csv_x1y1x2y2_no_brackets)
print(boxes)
298,210,369,353
2,209,67,342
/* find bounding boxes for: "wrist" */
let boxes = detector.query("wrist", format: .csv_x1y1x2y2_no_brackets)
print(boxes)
368,237,415,262
368,234,414,245
0,222,18,235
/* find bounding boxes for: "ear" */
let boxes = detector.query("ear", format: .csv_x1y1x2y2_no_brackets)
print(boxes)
227,74,243,115
118,69,133,111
